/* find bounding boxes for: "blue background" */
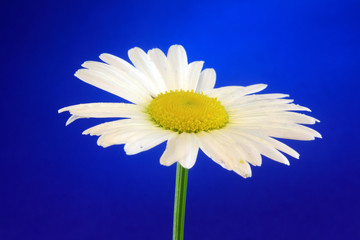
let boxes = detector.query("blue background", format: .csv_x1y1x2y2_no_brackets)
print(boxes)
1,0,359,239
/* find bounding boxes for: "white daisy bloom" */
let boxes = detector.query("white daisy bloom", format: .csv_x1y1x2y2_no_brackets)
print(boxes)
59,45,321,178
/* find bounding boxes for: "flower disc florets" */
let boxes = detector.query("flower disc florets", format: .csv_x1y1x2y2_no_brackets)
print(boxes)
148,90,229,133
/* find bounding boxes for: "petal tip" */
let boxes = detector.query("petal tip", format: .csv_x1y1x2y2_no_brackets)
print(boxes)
81,61,88,68
160,160,175,167
179,161,194,170
74,69,83,77
170,44,184,49
82,129,90,135
99,53,111,61
97,140,110,148
243,173,252,178
58,107,67,114
128,46,142,55
282,157,290,165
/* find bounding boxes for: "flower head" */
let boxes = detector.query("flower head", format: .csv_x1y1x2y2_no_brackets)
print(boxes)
59,45,321,178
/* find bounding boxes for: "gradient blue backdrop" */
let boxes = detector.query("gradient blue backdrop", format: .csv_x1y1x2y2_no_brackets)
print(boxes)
1,0,359,239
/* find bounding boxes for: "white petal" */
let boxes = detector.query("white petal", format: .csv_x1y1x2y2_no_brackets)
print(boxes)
75,69,149,104
227,93,289,105
237,84,268,95
250,140,290,165
205,84,267,104
278,112,320,124
81,61,151,98
159,142,178,167
147,48,168,89
124,130,177,155
187,61,204,91
233,161,252,178
97,124,173,149
228,102,310,113
99,53,159,97
58,102,144,124
203,86,244,99
65,115,81,126
83,118,152,136
198,132,233,170
228,98,294,110
196,68,216,92
210,131,253,177
230,117,321,140
214,84,267,97
220,129,262,166
198,131,252,178
97,128,140,147
229,130,290,165
166,45,188,90
128,47,167,94
244,122,320,139
160,133,199,169
261,136,300,159
262,126,321,140
228,127,299,159
229,112,319,125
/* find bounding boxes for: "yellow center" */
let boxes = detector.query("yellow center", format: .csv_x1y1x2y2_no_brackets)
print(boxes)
148,90,229,133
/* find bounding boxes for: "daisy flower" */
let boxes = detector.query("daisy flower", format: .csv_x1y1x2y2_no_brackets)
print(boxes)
59,45,321,178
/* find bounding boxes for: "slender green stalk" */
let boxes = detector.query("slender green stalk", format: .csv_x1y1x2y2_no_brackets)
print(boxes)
173,162,189,240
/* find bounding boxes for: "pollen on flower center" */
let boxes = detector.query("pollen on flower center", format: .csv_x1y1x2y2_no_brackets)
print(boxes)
148,90,229,133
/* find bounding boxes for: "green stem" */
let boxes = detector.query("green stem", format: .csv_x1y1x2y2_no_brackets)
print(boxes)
173,162,189,240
